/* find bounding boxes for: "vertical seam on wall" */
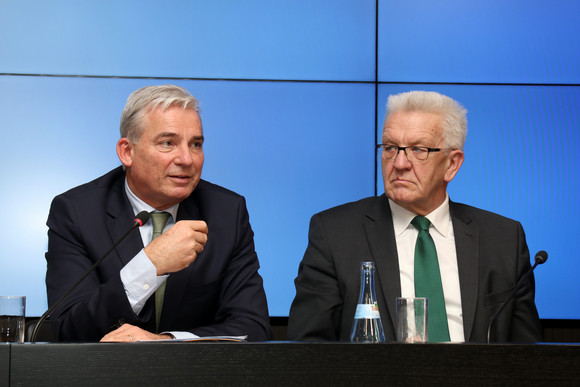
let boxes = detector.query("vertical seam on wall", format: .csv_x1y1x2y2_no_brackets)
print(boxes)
374,0,379,197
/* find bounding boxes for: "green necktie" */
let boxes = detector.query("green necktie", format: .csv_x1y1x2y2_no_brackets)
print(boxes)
150,211,170,332
411,216,450,342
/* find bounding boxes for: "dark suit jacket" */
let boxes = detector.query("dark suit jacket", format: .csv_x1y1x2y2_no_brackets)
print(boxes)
46,166,272,342
287,195,542,342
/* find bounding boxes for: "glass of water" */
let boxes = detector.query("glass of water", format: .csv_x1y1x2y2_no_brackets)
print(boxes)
0,296,26,343
396,297,427,343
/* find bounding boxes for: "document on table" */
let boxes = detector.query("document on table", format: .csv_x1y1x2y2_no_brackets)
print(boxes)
138,335,248,342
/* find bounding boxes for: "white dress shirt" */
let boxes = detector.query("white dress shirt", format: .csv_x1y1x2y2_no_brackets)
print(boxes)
119,179,195,340
389,195,465,342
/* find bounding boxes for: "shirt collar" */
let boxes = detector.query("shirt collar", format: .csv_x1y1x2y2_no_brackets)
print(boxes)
388,195,451,237
124,178,179,220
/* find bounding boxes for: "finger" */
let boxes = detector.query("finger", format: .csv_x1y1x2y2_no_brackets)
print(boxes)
193,231,208,246
101,332,131,342
113,323,136,333
100,323,140,342
186,220,208,234
193,242,204,254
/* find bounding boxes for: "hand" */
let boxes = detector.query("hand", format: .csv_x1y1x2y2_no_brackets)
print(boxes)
100,323,172,342
144,220,208,275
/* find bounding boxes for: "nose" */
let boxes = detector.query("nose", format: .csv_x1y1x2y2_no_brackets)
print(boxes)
392,148,412,169
174,144,195,166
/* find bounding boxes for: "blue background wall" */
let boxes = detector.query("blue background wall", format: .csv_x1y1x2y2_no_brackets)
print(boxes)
0,0,578,319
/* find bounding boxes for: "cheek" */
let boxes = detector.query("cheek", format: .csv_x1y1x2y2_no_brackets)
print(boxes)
194,153,204,170
418,165,445,189
381,160,392,176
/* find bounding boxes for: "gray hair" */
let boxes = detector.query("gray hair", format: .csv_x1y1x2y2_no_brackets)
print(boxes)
120,85,201,142
385,91,467,150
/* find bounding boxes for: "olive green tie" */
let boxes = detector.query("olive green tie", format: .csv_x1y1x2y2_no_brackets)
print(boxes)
150,211,170,331
411,216,450,342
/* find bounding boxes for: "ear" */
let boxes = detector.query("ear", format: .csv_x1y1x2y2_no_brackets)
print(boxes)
116,138,133,168
444,150,464,183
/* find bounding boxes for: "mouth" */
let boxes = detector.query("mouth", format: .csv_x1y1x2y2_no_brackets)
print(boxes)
168,175,193,184
391,177,414,186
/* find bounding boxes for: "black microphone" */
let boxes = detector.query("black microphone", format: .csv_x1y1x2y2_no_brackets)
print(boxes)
31,211,151,343
486,250,548,343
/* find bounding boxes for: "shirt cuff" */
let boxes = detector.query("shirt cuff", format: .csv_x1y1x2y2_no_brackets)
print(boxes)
120,249,168,315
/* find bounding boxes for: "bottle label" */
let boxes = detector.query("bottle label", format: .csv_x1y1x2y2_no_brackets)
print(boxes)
354,303,381,319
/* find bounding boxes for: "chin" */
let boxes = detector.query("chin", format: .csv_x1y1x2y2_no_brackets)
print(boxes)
389,193,420,208
387,187,413,199
176,189,195,201
164,186,194,202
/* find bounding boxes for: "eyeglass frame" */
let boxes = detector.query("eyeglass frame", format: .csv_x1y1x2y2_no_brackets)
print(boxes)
376,144,453,162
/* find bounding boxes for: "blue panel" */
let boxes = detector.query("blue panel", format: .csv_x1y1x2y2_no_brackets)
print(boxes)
0,0,376,81
0,75,375,316
378,0,580,84
377,84,580,319
1,0,578,322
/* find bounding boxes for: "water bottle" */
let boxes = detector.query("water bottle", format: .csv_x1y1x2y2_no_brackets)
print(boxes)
350,261,385,343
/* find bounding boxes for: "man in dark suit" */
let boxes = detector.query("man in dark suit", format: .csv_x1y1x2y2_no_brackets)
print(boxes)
288,91,542,343
46,85,271,342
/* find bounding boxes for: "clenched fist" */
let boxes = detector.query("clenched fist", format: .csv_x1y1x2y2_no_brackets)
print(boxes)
144,220,208,275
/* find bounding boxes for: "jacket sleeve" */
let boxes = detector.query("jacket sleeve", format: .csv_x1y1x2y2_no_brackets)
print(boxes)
287,213,345,341
505,222,543,342
45,193,147,342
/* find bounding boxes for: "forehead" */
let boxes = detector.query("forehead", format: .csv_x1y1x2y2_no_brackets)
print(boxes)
382,111,443,143
143,106,202,135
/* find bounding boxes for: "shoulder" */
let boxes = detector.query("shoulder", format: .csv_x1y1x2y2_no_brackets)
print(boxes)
183,180,254,237
47,166,126,229
314,195,389,224
182,179,249,221
450,201,521,228
194,179,243,198
191,179,245,204
54,166,125,201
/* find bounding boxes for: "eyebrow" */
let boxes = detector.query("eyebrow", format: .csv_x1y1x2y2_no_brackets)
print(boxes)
155,132,178,139
155,133,204,142
381,137,432,146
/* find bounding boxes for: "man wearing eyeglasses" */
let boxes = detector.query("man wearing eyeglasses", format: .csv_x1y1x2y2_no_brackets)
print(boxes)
288,90,542,343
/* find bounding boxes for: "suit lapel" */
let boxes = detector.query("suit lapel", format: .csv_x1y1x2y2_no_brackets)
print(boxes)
363,196,401,330
105,170,144,267
450,202,479,342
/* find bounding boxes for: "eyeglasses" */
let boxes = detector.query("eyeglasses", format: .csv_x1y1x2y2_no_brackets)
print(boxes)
376,144,447,162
